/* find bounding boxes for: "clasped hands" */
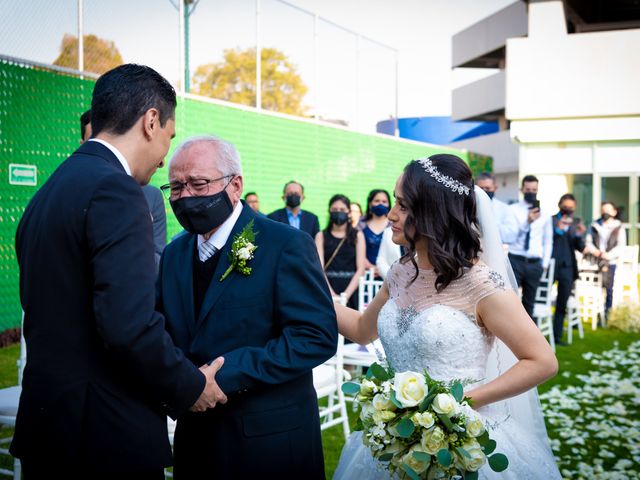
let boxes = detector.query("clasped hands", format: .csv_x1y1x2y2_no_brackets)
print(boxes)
190,356,228,412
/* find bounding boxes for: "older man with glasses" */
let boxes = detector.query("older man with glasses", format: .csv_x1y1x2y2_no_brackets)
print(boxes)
157,135,337,479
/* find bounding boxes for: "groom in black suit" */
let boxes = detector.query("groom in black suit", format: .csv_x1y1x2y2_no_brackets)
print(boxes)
157,136,337,479
13,64,226,479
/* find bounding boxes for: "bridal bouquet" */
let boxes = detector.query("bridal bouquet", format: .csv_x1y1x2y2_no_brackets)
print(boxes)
342,363,509,480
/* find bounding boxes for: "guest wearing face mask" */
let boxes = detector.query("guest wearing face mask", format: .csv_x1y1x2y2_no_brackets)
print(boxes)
508,175,553,319
475,172,518,245
315,194,365,309
268,180,320,238
585,201,627,317
358,189,392,278
551,194,586,345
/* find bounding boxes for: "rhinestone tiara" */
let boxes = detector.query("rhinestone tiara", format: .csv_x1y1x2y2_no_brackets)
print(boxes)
414,157,471,196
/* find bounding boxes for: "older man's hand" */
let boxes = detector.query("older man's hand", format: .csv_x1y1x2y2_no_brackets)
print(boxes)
190,356,227,412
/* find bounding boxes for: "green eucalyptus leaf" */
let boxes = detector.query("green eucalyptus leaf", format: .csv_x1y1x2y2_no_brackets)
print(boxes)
476,430,490,446
436,449,452,468
370,363,391,381
401,463,420,480
396,417,415,438
412,451,431,463
465,471,479,480
450,382,464,402
390,390,404,409
341,382,361,395
482,439,497,455
378,453,394,462
419,392,436,412
488,453,509,472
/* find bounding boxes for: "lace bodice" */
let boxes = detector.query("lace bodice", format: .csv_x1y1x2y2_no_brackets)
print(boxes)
378,261,506,381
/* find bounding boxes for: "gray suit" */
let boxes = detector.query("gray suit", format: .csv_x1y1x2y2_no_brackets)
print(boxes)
142,185,167,270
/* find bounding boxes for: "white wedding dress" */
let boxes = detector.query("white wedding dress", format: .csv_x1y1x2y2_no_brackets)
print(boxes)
334,261,561,479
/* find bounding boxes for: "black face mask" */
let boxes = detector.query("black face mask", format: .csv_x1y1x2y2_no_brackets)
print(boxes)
485,191,495,200
560,208,574,216
330,211,349,226
601,213,611,221
170,190,234,234
524,192,537,204
286,194,301,208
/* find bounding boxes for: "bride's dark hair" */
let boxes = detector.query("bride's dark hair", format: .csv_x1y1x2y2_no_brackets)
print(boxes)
400,154,481,292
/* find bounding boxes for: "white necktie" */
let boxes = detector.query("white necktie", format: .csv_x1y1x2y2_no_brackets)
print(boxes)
198,240,217,262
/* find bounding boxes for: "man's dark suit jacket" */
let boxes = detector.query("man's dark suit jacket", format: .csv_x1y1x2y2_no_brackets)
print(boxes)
12,140,204,473
157,204,337,478
268,207,320,239
552,214,586,280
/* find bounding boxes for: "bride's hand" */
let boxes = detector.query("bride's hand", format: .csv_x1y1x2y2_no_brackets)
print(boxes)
467,290,558,409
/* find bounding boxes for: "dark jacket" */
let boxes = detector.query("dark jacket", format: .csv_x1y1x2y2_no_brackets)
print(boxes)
157,205,337,478
551,213,585,280
267,207,320,239
13,141,204,471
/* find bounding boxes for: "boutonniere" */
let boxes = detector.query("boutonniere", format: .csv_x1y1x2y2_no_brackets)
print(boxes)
220,220,258,282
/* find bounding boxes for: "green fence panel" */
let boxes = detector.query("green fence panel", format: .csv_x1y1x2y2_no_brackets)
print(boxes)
0,58,490,332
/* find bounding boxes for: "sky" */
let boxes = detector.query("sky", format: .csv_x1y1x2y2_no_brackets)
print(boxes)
0,0,514,131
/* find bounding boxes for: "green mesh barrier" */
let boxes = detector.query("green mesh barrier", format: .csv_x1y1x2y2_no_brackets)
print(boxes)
0,58,490,332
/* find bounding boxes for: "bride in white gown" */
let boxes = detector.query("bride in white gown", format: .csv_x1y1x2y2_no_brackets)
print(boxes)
334,154,561,479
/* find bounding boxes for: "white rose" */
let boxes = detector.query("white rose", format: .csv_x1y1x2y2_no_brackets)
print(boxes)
412,411,435,429
237,247,252,260
372,410,396,424
456,439,486,472
359,379,376,397
432,393,459,417
393,371,427,408
401,446,430,475
466,417,485,438
245,242,255,250
421,426,447,455
372,393,396,411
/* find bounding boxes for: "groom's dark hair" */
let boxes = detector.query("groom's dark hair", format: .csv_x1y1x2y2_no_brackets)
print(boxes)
91,63,176,137
401,154,480,293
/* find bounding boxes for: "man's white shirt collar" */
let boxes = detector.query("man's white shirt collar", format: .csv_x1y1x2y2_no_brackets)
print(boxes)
197,201,244,251
88,138,132,176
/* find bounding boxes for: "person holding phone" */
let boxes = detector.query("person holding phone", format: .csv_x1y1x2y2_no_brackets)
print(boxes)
551,194,586,345
508,175,553,319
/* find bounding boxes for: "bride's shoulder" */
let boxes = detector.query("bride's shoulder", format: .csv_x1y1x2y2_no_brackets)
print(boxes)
464,261,508,298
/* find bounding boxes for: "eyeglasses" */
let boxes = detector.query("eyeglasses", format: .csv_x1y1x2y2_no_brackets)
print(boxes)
160,175,234,200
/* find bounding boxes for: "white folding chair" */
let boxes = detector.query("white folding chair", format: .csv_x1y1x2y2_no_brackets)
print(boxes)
0,314,25,480
312,294,350,441
533,259,555,351
565,295,584,344
575,269,606,330
357,269,383,312
612,245,639,306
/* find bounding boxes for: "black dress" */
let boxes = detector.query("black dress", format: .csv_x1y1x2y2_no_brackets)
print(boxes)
323,230,359,310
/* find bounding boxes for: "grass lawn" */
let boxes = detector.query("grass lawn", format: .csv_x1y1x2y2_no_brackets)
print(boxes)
0,327,638,479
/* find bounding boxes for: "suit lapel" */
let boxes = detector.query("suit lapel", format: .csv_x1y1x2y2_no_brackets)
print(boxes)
197,205,256,325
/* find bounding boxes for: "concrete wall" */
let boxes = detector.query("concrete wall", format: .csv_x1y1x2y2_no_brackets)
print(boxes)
507,1,640,120
452,1,527,68
451,71,505,121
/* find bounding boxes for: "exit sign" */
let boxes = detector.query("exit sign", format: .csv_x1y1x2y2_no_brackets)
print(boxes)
9,164,37,186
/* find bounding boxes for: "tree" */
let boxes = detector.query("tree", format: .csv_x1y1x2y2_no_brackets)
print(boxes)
192,47,308,116
53,34,123,75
